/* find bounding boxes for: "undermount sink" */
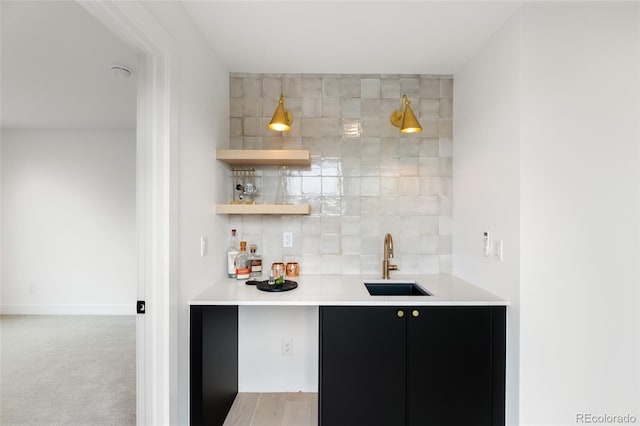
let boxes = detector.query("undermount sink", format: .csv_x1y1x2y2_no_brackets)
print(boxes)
364,280,432,296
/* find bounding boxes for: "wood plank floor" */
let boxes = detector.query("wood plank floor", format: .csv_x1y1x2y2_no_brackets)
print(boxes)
223,393,318,426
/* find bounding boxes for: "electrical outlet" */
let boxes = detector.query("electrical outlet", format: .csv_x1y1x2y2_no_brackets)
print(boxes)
283,232,293,248
282,338,293,356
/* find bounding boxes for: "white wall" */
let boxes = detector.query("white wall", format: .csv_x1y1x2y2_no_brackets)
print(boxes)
141,3,229,424
0,129,136,314
456,3,640,425
239,306,318,392
453,12,521,425
520,3,640,424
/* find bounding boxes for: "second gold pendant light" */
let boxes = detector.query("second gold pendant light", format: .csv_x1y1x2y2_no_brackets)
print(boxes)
268,94,293,132
390,94,422,133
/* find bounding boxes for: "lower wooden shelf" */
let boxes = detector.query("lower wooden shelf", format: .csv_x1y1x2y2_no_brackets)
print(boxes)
216,204,311,215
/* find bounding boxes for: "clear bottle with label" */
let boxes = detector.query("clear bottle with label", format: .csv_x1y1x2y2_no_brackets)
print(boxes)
235,241,251,280
227,229,239,278
249,244,263,277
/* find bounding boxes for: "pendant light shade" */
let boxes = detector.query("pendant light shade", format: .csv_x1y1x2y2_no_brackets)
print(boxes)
268,94,293,132
390,94,422,133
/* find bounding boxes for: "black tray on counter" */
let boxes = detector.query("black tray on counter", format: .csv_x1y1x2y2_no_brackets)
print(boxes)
246,279,298,292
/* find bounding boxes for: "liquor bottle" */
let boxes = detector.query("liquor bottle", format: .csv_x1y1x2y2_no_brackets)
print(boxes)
235,241,251,280
249,244,263,277
227,229,239,278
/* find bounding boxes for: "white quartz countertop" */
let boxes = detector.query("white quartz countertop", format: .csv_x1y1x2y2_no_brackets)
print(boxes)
189,274,509,306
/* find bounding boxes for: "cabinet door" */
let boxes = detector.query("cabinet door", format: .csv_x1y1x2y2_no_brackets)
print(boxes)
190,305,239,426
320,306,407,426
406,307,501,426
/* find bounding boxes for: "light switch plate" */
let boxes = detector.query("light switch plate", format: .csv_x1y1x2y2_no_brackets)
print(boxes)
482,231,491,257
493,240,503,261
200,236,207,257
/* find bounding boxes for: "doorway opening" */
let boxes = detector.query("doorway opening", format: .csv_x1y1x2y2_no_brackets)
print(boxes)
1,1,175,422
1,1,138,424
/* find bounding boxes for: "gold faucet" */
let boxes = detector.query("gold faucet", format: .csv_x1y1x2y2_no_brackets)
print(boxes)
382,233,399,279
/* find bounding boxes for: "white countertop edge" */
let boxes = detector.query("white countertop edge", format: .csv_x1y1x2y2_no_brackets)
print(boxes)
189,274,509,307
188,300,509,307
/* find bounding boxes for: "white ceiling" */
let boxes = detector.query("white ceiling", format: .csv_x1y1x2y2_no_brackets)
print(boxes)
0,1,137,129
184,1,522,74
1,1,522,129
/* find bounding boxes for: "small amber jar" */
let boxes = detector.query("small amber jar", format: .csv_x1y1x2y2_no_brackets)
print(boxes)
285,262,300,277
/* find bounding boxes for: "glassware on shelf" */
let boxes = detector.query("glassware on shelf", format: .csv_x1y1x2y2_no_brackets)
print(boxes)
231,168,259,204
274,165,291,204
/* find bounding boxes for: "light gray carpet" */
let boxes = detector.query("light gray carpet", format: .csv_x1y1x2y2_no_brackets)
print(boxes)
1,315,136,426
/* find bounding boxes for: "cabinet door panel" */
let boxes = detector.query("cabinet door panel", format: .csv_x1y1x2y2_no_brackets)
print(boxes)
407,307,493,426
320,306,406,426
190,305,238,426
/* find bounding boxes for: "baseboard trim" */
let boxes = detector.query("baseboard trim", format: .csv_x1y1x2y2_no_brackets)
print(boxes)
0,304,135,315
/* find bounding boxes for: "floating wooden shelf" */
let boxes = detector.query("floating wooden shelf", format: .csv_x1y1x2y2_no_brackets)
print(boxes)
216,204,311,215
216,149,311,166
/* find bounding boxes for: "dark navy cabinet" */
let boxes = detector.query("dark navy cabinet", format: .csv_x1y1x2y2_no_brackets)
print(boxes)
319,306,407,425
190,305,238,426
191,304,506,426
319,306,506,426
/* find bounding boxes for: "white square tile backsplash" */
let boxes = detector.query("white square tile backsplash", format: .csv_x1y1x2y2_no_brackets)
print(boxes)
228,73,453,275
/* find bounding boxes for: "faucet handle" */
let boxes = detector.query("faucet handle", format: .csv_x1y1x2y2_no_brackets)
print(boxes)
389,264,399,271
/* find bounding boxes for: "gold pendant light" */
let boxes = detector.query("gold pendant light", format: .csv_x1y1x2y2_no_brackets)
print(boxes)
268,94,293,132
390,94,422,133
